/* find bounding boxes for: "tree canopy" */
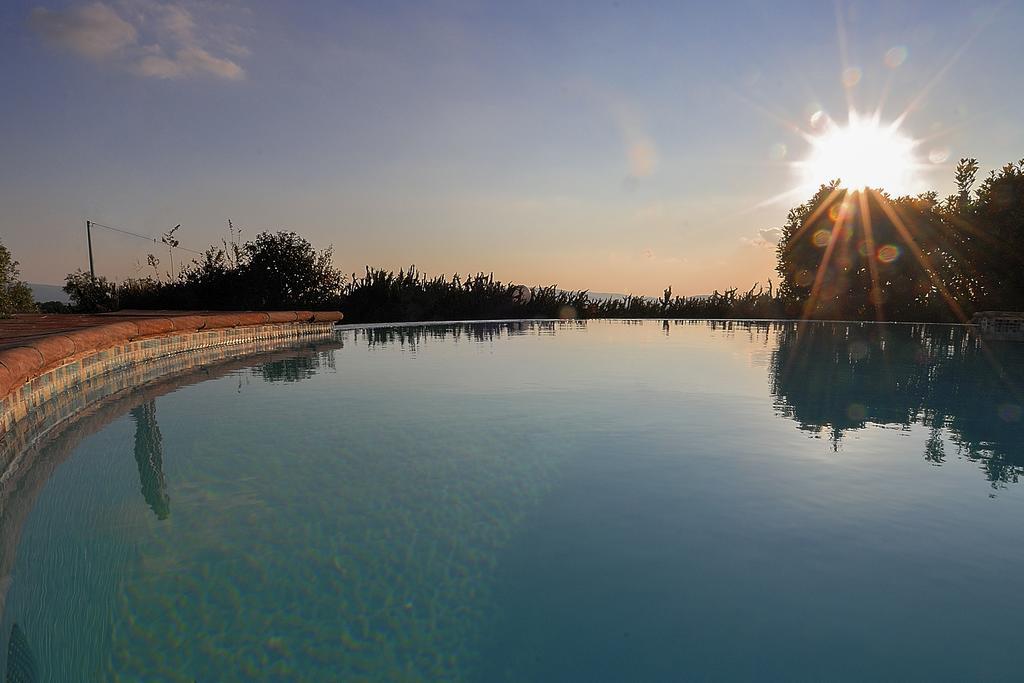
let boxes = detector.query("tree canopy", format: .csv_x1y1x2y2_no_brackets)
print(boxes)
775,158,1024,321
0,240,36,317
65,229,344,313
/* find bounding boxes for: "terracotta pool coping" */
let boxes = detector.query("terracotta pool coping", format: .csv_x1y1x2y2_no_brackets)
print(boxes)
0,310,342,401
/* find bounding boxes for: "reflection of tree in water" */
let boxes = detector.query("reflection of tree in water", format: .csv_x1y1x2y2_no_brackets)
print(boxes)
770,322,1024,485
5,623,36,683
253,348,336,383
930,333,1024,485
255,356,318,383
129,401,169,520
355,320,582,350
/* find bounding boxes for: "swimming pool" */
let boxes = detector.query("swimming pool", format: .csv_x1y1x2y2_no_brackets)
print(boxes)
2,320,1023,681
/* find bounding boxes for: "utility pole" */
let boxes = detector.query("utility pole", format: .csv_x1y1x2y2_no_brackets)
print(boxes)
84,220,188,280
86,220,95,280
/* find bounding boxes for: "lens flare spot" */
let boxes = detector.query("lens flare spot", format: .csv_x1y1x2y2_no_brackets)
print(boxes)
810,110,829,130
928,147,950,164
847,403,867,420
558,305,577,320
849,340,869,360
511,284,532,305
828,201,856,222
884,46,908,68
877,244,901,263
628,138,658,178
998,403,1022,423
769,143,788,160
841,67,862,87
812,229,832,247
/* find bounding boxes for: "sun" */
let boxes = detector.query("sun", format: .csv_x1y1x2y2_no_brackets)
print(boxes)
797,110,921,195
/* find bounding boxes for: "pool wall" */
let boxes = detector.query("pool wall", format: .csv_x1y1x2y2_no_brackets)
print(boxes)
0,312,342,438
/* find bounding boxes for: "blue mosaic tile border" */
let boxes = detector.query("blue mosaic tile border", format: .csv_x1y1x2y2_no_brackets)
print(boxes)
0,322,336,441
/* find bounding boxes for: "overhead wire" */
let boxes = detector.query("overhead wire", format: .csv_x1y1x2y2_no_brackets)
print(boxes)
87,221,205,255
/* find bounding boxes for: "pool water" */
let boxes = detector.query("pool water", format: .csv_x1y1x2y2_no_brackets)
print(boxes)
2,320,1024,681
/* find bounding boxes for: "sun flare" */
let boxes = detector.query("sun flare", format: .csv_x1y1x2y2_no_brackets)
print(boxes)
798,111,920,195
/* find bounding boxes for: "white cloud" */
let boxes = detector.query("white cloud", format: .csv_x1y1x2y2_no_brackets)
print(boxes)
157,3,195,42
758,227,783,244
31,3,137,60
30,1,247,81
137,45,243,79
741,227,784,248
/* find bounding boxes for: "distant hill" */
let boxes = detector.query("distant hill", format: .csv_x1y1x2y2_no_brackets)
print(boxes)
587,291,631,301
561,290,653,302
28,283,69,304
587,291,665,303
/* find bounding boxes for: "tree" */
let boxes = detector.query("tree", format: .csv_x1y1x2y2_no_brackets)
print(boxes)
952,157,979,213
0,240,36,317
771,159,1023,322
66,224,345,312
63,270,118,313
240,231,343,309
964,160,1024,310
775,181,841,314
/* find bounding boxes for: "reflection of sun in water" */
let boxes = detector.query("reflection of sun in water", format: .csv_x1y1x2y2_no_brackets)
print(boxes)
797,110,920,195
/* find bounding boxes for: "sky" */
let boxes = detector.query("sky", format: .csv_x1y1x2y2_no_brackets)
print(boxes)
1,0,1022,296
